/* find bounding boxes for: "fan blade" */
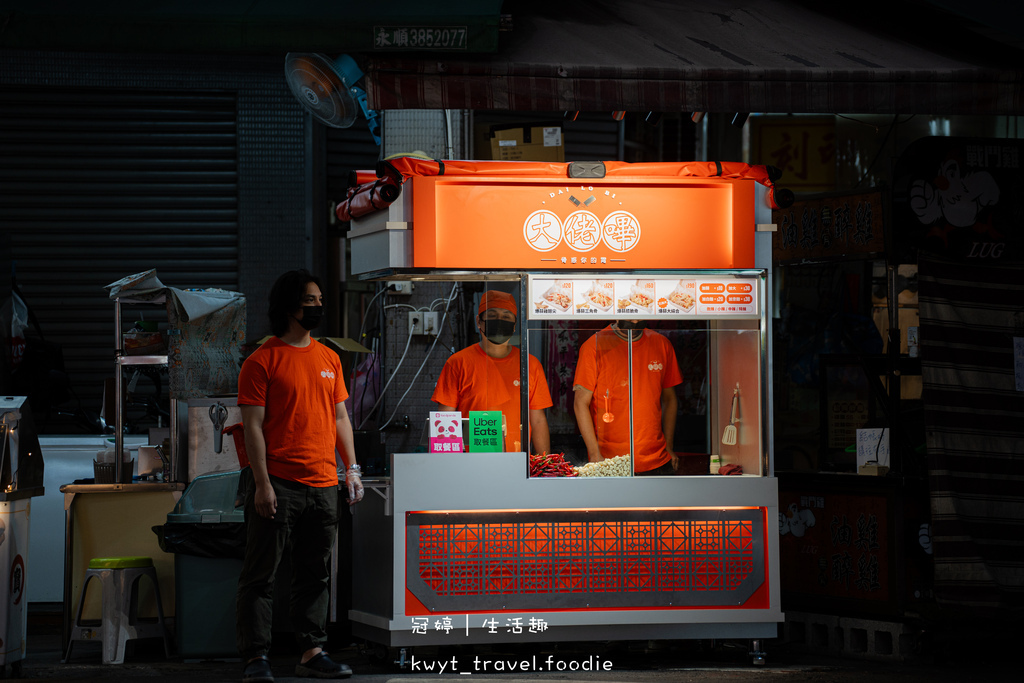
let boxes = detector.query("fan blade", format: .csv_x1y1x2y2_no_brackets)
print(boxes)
284,52,358,129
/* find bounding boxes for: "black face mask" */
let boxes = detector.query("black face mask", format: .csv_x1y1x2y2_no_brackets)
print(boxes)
480,318,515,344
296,305,323,331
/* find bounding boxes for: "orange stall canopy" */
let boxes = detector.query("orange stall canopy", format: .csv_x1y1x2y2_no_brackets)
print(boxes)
374,158,784,272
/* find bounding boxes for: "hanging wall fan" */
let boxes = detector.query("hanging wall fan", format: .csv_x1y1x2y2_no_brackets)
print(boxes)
284,52,382,145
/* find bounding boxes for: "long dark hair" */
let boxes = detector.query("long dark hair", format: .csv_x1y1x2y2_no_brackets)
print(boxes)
268,269,322,337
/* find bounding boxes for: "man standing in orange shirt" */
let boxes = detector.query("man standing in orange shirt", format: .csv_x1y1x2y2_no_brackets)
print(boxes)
236,269,362,682
432,290,552,454
573,321,682,475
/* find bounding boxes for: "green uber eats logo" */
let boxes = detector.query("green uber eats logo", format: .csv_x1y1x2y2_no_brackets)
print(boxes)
468,411,502,452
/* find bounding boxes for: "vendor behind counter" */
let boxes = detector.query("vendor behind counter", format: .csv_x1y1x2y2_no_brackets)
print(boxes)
431,290,552,454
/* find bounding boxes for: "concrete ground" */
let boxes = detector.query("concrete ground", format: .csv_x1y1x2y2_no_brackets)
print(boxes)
13,629,1018,683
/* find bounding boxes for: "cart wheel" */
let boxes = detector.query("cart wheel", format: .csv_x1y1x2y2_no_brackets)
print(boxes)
360,641,390,666
393,646,411,670
749,638,767,666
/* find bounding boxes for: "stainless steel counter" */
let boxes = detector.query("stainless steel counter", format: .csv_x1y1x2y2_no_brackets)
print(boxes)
350,451,783,647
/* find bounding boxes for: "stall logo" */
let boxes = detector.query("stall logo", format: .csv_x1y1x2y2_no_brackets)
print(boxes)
524,188,641,253
10,555,25,605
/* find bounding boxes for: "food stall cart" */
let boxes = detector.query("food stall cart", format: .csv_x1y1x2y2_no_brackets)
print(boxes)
346,159,787,666
0,396,45,677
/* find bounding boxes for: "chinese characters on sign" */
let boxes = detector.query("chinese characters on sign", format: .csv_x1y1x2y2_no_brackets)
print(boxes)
773,190,885,264
374,26,468,50
779,492,888,601
411,615,549,636
428,410,464,454
827,400,869,450
754,118,836,192
830,512,881,592
467,411,503,452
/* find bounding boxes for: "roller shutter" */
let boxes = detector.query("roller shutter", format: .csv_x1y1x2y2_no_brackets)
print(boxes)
0,87,238,428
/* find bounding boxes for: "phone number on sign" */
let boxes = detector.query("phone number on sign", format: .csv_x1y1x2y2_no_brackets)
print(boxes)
374,26,468,49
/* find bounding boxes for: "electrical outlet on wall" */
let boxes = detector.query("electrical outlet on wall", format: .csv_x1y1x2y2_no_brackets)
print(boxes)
408,311,439,336
389,281,413,295
408,311,423,335
422,312,439,336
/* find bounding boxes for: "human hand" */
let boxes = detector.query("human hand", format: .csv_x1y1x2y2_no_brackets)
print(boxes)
346,466,364,505
669,450,679,471
255,481,277,519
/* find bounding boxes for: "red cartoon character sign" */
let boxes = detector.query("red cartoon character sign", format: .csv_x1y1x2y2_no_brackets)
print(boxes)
429,411,464,453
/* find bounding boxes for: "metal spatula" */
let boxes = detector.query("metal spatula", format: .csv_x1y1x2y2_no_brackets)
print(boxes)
722,383,740,445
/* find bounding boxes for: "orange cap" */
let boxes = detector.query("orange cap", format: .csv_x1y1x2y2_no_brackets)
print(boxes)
479,290,517,316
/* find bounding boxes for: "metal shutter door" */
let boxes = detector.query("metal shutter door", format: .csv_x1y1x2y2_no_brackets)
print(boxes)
0,88,238,427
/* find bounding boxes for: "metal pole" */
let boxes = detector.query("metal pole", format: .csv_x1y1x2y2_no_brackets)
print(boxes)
519,277,529,458
887,264,901,473
627,328,634,476
114,298,123,484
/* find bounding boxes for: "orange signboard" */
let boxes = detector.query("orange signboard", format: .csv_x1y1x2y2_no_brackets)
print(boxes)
411,176,757,270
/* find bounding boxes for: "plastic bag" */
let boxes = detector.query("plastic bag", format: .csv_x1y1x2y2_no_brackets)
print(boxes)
153,522,246,559
346,353,380,426
3,282,70,421
0,290,29,370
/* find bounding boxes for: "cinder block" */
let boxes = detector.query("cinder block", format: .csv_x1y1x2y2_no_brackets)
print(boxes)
784,611,918,661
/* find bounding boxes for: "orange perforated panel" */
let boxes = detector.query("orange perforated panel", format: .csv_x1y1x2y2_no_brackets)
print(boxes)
405,509,768,613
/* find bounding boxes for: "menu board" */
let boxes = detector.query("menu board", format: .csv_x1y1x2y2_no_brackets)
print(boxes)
529,276,759,320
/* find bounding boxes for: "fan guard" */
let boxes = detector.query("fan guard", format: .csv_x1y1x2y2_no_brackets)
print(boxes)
284,52,358,129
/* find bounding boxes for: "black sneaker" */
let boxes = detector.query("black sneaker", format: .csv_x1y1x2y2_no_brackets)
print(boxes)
242,655,274,683
295,652,353,678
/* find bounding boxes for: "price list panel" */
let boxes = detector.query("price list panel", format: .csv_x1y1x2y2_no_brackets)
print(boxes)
528,275,761,320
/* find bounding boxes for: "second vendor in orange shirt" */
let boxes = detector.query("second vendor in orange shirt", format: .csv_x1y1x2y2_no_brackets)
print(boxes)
573,321,682,475
431,290,553,454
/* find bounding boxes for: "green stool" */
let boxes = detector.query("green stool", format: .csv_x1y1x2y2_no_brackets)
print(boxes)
64,556,172,664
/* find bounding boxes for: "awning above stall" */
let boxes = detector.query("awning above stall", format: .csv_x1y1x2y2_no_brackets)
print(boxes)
364,0,1024,114
0,0,505,53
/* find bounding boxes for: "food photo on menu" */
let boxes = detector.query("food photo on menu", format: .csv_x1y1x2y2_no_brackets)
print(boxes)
667,280,696,312
537,280,573,312
626,280,656,313
578,280,614,313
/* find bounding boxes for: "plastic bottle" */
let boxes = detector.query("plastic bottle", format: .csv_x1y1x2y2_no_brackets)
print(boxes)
96,438,129,463
96,444,114,464
709,454,721,475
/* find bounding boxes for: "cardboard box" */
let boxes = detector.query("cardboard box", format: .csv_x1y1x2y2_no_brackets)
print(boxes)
490,124,564,162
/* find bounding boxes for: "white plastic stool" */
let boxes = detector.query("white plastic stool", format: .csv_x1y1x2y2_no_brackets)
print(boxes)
64,556,172,664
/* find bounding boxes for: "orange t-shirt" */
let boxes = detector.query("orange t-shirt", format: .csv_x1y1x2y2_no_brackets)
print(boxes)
237,337,347,487
431,344,553,452
573,327,682,472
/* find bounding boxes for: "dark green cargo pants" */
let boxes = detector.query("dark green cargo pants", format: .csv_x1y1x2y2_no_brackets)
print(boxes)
236,469,339,660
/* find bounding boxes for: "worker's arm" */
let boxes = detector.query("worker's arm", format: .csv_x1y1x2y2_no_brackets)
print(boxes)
529,408,551,455
335,403,357,470
573,386,603,462
336,404,363,505
660,387,679,470
436,404,456,412
240,405,275,519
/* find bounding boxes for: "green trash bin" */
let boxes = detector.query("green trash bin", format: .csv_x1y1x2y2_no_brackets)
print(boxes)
158,470,245,660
